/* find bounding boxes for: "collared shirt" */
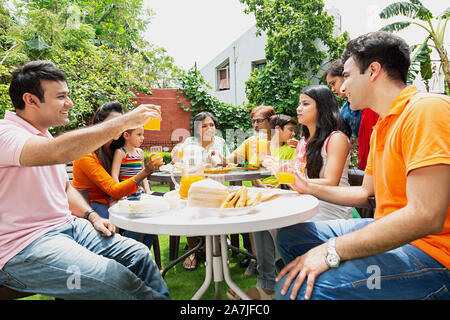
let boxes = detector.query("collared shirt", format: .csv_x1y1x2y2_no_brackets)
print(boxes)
0,111,74,269
366,86,450,268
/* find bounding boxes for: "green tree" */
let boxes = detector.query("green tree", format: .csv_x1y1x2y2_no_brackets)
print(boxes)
17,0,152,51
240,0,348,116
379,0,449,91
0,0,182,132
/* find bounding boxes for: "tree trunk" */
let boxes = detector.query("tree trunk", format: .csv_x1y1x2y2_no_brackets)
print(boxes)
434,45,450,93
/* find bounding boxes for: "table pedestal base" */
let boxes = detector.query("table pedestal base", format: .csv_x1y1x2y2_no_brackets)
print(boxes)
192,235,251,300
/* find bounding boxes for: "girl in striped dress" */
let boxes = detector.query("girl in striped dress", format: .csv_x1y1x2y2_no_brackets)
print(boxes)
111,126,151,200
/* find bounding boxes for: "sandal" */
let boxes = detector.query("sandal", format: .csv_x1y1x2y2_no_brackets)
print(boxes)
226,289,241,300
182,253,198,271
254,286,275,300
226,286,275,300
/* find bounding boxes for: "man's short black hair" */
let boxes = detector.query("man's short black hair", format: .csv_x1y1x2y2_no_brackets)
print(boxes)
342,31,410,84
9,60,67,110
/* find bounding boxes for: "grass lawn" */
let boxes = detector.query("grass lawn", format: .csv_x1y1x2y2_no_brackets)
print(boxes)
158,234,257,300
21,181,258,300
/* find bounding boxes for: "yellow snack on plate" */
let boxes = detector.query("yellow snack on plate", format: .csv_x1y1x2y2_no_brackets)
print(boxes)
247,190,263,206
220,191,237,208
235,186,248,208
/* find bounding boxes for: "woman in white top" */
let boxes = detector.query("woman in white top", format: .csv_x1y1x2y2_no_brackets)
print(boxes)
292,85,353,220
172,111,230,165
171,111,230,270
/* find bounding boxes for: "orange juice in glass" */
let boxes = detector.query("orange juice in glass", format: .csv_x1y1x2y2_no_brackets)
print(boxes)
257,131,268,154
179,174,205,199
257,139,268,154
277,172,295,184
150,146,163,164
277,159,295,184
144,105,161,131
248,140,259,167
144,119,160,130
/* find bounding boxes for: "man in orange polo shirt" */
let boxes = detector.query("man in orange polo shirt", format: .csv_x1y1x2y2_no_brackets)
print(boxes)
275,31,449,300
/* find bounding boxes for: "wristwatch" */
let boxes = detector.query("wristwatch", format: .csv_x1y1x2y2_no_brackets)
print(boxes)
83,209,95,220
325,237,340,268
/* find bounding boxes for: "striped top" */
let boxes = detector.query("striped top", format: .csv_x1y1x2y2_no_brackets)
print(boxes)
119,147,143,183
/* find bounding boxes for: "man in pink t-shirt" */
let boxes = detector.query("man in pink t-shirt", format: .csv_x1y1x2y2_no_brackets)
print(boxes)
0,60,169,299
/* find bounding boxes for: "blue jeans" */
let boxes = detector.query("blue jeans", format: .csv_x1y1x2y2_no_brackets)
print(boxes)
0,218,170,299
91,202,156,250
276,219,450,300
253,231,276,291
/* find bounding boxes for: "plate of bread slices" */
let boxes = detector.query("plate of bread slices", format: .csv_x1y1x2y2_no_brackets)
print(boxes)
186,178,290,218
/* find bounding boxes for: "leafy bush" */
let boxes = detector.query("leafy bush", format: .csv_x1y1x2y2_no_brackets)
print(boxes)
0,64,14,119
240,0,349,116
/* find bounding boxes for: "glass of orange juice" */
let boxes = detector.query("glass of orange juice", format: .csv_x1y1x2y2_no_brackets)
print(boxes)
144,105,161,131
257,130,268,154
150,146,163,164
248,139,259,167
277,159,295,184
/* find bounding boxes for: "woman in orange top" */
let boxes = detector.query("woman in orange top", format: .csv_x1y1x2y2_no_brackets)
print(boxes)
73,101,163,249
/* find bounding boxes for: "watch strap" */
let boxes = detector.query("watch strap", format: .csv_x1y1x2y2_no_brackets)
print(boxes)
328,237,337,254
326,237,340,268
83,209,95,220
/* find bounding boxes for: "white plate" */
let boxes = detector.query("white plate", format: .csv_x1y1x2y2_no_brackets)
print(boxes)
210,187,297,217
159,164,181,174
217,203,262,217
109,201,185,219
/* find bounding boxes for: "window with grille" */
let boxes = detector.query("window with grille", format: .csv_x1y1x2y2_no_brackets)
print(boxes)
252,60,266,73
216,60,230,91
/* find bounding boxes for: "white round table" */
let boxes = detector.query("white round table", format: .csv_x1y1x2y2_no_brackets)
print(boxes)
109,191,319,300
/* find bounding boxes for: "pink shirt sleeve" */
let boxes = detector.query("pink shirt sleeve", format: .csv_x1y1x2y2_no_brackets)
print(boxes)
0,124,33,166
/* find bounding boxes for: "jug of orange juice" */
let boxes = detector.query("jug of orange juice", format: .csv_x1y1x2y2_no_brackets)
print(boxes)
170,143,205,199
